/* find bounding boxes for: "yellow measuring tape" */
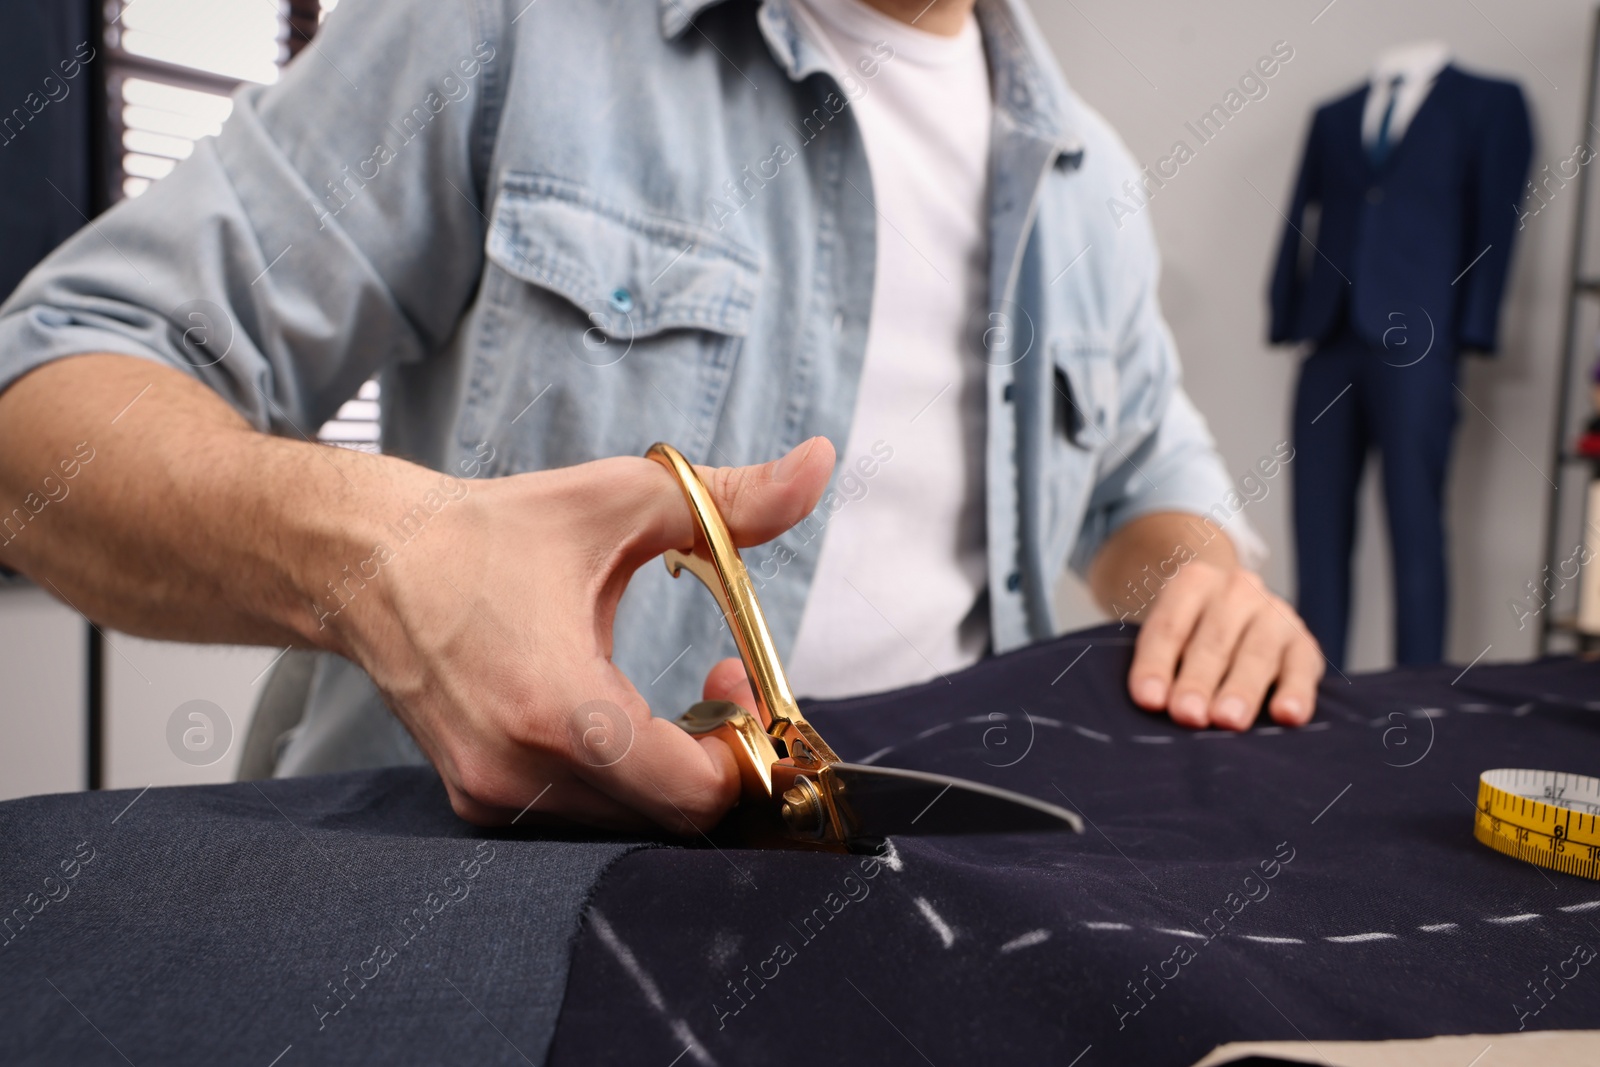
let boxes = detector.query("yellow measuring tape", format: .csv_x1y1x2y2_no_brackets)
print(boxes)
1474,769,1600,881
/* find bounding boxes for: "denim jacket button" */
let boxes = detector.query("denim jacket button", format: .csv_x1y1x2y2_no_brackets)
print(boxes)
609,287,634,313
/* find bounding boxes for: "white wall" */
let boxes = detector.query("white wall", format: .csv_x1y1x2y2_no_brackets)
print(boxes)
100,634,278,790
0,581,274,801
1036,0,1591,671
0,584,85,799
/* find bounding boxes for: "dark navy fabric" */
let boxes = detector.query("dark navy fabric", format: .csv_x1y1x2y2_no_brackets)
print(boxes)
1267,65,1531,357
0,767,644,1066
1291,325,1459,667
549,626,1600,1067
2,627,1594,1067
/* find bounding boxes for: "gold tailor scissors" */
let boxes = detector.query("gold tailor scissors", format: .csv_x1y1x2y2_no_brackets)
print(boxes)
648,443,1084,851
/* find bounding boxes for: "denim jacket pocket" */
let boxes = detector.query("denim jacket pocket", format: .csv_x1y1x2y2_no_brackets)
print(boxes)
484,172,760,342
1052,338,1119,449
466,172,762,471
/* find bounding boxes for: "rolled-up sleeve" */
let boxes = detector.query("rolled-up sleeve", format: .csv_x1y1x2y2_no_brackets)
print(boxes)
1067,203,1268,577
0,0,505,435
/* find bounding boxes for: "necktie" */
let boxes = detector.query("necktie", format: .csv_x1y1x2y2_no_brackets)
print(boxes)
1370,74,1404,167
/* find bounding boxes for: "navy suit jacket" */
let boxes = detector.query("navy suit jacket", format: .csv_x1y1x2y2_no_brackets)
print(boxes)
1268,65,1532,355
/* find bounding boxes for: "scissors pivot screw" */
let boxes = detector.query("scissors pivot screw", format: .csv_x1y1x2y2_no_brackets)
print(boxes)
780,777,825,838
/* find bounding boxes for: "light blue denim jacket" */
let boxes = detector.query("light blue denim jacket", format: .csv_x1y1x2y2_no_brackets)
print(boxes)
0,0,1253,773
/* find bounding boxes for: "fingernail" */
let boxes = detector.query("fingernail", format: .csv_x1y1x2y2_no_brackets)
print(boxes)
772,438,816,483
1172,692,1206,723
1136,677,1165,706
1215,696,1248,728
1275,697,1305,722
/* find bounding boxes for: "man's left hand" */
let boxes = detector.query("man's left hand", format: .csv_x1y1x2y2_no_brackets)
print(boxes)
1086,511,1325,730
1126,560,1324,730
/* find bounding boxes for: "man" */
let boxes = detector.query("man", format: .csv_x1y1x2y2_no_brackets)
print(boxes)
0,0,1322,831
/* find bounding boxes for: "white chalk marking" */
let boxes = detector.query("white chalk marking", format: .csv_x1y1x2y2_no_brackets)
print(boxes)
1324,932,1397,943
589,911,716,1066
1000,929,1052,953
913,896,956,948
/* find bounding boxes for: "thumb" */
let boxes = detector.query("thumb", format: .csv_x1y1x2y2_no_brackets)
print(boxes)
632,437,835,560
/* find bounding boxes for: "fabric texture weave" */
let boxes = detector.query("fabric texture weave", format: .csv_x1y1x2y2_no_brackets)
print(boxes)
0,767,643,1066
550,625,1600,1066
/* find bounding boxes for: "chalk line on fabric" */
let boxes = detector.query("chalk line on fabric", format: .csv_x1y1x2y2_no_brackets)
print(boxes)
1000,929,1052,953
589,910,715,1066
913,896,956,948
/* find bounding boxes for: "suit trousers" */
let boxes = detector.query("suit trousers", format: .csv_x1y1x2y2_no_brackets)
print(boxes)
1291,327,1458,667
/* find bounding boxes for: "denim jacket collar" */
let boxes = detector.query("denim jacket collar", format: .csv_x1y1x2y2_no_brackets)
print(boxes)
662,0,1083,161
659,0,731,41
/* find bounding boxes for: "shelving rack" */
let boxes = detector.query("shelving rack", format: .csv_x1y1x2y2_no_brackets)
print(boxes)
1541,6,1600,656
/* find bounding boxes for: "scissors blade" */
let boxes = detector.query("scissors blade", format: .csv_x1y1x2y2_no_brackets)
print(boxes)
828,763,1083,839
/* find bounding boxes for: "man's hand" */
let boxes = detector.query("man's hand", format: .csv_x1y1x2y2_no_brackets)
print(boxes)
1127,561,1322,729
1088,512,1324,730
340,438,835,832
0,353,834,835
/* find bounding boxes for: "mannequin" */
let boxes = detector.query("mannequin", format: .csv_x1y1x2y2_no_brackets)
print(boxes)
1268,43,1532,668
1358,41,1452,158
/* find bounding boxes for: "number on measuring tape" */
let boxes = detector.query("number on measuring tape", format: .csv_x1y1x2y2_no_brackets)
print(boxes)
1473,769,1600,882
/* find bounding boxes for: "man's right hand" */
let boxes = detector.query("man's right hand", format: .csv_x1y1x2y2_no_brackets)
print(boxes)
326,438,835,833
0,354,834,836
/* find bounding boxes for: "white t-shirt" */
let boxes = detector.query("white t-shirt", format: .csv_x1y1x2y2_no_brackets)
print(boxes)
783,0,993,699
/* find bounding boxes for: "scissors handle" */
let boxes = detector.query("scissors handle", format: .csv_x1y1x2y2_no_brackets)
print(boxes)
645,444,841,801
644,444,1079,851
